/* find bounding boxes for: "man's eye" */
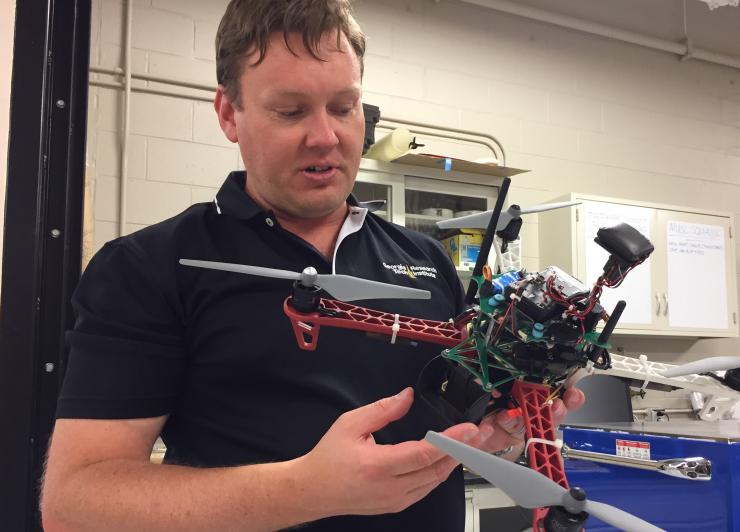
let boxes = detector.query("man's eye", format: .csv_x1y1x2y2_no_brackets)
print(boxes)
277,109,303,118
332,107,353,116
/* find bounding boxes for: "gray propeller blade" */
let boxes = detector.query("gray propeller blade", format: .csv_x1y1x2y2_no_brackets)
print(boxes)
661,356,740,378
436,209,514,230
425,431,563,508
435,200,580,230
315,274,430,301
179,259,430,302
425,431,664,532
179,259,300,281
585,500,664,532
357,199,387,212
519,200,581,215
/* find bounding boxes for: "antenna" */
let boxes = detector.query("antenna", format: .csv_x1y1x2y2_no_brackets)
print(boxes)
464,177,511,304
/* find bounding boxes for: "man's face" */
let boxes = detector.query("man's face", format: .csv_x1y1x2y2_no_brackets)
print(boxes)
216,31,365,220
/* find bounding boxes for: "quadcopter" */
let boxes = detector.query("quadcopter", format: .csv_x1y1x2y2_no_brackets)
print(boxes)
180,176,657,531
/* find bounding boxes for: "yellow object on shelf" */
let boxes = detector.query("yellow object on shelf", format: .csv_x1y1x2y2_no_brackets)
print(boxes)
441,229,484,269
364,128,415,161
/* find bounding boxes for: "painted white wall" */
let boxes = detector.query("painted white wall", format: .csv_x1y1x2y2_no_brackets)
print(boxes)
85,0,740,411
0,0,16,287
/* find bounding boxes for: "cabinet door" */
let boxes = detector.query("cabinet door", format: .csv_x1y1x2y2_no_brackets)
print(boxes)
403,176,494,240
355,170,404,224
352,180,392,221
658,210,738,336
576,200,659,331
404,177,497,286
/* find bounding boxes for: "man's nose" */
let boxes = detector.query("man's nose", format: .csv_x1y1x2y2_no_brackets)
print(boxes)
305,111,339,149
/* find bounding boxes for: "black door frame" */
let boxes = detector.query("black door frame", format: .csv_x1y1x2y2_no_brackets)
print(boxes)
0,0,91,529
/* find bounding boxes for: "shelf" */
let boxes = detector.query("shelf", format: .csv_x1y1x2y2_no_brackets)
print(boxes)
393,153,528,178
406,213,447,222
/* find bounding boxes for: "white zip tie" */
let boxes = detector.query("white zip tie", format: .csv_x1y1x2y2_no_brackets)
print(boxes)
390,314,400,344
525,438,563,458
214,197,222,215
639,354,651,392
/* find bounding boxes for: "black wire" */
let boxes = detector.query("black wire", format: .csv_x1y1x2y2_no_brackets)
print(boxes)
700,371,726,384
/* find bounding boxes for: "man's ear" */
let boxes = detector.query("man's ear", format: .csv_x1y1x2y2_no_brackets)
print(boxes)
214,85,238,143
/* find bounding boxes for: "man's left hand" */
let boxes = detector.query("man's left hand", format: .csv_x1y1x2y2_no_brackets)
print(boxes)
475,387,586,460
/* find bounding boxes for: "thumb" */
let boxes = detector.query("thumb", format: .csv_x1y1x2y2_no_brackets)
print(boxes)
342,387,414,437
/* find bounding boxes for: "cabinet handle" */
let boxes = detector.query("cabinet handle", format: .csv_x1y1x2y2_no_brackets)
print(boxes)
655,293,661,316
564,447,711,482
663,292,669,316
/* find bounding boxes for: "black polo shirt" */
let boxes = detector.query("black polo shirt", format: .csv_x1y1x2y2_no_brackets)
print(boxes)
58,171,466,531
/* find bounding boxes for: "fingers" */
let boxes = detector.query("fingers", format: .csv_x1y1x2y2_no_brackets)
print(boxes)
551,398,567,425
339,387,415,437
563,387,586,410
492,409,524,434
493,409,526,443
476,410,525,454
378,422,479,476
551,387,586,425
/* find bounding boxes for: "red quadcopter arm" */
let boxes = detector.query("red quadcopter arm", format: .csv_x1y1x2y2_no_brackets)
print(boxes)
283,296,466,350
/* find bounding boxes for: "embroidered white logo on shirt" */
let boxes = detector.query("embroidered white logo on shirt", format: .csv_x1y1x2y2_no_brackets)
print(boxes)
382,262,438,279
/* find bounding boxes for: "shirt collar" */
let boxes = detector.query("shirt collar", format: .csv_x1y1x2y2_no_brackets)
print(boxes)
214,171,367,221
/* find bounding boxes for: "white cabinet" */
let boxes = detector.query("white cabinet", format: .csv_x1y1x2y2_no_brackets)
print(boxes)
355,158,506,229
355,158,508,279
539,194,738,338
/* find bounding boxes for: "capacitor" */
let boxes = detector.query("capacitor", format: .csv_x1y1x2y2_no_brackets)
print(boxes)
532,322,545,339
488,293,506,306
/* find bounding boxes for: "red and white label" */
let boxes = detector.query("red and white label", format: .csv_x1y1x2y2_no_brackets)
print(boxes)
616,439,650,460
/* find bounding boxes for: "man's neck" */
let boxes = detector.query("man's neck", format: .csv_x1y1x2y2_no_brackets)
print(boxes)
275,205,349,262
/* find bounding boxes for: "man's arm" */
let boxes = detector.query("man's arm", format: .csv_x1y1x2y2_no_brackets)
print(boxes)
42,388,486,531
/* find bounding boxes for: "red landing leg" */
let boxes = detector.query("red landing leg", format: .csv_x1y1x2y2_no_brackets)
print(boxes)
511,381,569,532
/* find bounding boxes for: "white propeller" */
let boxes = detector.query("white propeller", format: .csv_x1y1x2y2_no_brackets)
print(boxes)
179,259,431,302
661,356,740,378
425,431,665,532
436,200,580,230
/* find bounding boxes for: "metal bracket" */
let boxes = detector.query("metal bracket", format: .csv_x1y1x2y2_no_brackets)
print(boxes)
680,37,694,62
698,393,737,421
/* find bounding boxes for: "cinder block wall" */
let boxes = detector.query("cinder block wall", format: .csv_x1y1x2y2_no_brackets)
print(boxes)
87,0,740,405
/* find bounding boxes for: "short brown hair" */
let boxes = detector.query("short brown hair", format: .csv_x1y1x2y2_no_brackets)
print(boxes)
216,0,366,108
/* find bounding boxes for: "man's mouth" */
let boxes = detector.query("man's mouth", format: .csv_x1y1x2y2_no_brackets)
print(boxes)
304,165,334,173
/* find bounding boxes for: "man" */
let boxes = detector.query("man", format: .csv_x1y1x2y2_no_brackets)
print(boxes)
42,1,584,530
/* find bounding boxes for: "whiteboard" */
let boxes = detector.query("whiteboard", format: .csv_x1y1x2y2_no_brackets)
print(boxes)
667,220,728,329
583,202,653,325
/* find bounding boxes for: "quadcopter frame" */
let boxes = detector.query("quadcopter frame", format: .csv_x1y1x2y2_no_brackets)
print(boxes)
277,176,655,531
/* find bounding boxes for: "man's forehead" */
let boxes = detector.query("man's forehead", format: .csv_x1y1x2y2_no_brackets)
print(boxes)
244,30,350,68
264,87,361,99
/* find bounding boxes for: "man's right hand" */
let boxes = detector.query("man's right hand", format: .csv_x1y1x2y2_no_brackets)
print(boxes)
293,387,491,517
41,388,490,531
